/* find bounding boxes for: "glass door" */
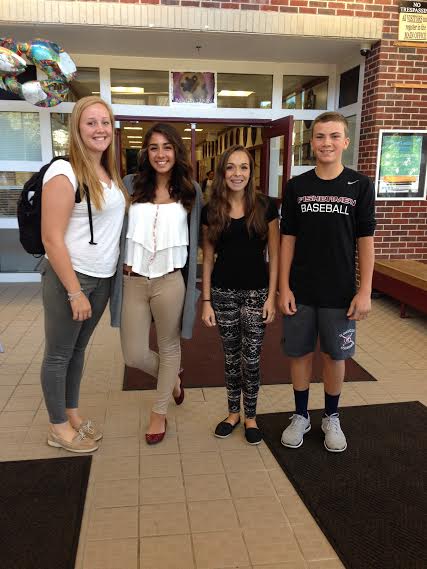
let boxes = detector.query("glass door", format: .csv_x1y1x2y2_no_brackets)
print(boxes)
261,116,293,199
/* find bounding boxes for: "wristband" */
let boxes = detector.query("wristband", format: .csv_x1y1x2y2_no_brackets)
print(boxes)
67,290,82,302
202,299,211,302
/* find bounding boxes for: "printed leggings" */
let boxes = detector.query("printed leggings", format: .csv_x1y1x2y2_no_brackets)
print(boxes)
211,287,268,419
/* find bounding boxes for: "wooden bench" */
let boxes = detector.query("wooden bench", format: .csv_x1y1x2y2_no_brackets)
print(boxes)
373,260,427,317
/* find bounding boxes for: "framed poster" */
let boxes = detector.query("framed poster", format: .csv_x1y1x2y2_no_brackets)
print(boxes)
170,71,215,105
375,130,427,200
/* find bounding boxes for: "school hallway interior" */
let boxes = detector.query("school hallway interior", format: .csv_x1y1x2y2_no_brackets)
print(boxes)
0,283,426,569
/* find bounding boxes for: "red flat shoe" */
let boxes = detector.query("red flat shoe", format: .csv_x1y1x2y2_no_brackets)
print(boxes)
145,419,167,445
173,369,185,406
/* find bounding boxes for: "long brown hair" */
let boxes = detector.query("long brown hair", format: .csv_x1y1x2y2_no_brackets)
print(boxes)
132,123,195,211
68,96,127,210
207,145,268,244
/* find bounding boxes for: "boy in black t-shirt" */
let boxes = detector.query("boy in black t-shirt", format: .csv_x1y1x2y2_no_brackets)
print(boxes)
279,112,376,452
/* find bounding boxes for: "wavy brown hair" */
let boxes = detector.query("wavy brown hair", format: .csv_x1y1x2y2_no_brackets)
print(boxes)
207,145,268,244
132,123,195,211
68,96,127,210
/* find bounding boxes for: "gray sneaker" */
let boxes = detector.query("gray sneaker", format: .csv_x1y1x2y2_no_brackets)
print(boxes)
321,413,347,452
281,414,311,448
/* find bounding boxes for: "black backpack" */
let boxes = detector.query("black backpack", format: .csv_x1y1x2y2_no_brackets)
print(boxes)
17,156,96,256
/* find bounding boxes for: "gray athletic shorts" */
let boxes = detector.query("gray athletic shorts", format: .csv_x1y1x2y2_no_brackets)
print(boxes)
282,304,356,360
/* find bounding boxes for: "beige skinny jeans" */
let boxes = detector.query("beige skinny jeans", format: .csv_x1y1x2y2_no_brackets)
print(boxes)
120,270,185,414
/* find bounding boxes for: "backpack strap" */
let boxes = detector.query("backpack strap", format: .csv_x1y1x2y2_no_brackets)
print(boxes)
86,195,97,245
82,185,97,245
58,156,97,245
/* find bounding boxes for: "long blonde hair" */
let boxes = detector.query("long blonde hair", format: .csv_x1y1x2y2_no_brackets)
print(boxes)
68,96,127,209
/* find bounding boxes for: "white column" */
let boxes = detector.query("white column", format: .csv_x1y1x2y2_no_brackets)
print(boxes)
268,136,281,198
99,65,112,104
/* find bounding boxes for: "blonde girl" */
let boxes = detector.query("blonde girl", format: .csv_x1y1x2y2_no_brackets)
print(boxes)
41,96,127,453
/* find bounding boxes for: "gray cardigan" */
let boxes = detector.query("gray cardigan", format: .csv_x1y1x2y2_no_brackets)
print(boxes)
109,175,202,340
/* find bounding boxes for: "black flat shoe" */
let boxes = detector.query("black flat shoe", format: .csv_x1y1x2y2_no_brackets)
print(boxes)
214,417,241,438
244,426,263,445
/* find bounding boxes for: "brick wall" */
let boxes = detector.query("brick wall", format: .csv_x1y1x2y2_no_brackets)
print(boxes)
355,2,427,261
65,0,427,260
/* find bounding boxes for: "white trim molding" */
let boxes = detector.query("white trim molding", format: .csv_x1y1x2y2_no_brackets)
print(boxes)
0,273,41,283
0,0,383,40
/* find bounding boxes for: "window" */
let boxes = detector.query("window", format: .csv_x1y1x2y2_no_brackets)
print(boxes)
67,67,100,102
0,171,34,217
110,69,169,106
0,229,41,272
0,112,41,161
0,66,99,103
217,74,272,109
339,66,360,108
51,113,70,156
0,65,37,101
342,115,357,166
291,120,314,167
283,76,328,110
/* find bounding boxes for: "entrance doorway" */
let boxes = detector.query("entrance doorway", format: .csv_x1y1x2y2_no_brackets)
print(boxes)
115,116,293,199
117,115,294,389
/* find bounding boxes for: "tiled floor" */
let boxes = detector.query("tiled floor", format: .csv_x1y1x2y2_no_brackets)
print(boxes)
0,283,426,569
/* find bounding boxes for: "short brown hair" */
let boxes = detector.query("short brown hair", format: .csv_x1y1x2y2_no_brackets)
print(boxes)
311,112,349,138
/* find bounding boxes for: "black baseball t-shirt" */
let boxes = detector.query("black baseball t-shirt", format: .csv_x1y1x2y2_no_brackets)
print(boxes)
280,167,376,308
202,195,279,290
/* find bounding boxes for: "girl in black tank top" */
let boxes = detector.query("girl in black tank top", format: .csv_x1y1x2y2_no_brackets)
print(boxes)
201,145,280,445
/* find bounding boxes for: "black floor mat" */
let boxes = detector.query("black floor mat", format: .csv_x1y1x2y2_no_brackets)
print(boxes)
0,456,92,569
257,402,427,569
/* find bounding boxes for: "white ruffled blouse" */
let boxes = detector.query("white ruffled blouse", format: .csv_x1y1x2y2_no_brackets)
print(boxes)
125,201,189,278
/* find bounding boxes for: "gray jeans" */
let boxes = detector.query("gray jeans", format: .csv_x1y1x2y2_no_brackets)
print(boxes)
41,261,111,424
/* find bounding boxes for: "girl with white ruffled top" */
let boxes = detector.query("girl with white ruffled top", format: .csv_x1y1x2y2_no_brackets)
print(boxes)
117,123,202,444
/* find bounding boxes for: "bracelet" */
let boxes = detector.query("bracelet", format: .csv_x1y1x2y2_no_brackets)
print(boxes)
202,299,211,302
67,290,82,302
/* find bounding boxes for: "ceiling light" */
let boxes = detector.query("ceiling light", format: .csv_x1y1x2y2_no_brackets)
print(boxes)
127,136,143,139
91,91,100,95
218,90,254,97
184,128,203,132
182,137,191,140
124,127,143,131
111,86,145,94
